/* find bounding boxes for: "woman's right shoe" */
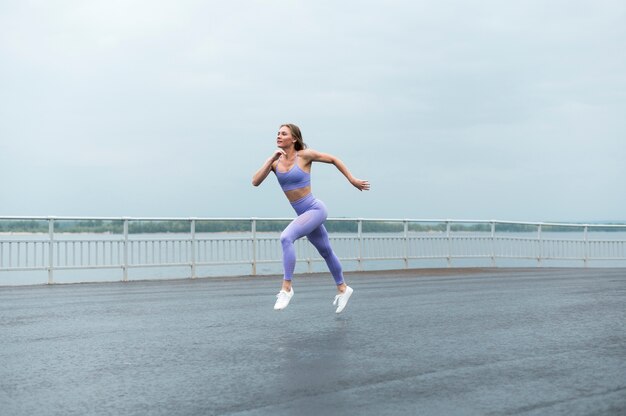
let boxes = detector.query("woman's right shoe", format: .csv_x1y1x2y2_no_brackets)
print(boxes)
274,288,294,310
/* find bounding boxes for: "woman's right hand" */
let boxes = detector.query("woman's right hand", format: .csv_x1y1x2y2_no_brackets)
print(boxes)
271,149,287,161
253,149,286,186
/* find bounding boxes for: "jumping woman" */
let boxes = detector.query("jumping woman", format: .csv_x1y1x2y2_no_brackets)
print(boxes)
252,124,370,313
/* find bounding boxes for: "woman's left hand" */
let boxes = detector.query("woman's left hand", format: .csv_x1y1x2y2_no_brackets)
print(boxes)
351,178,370,191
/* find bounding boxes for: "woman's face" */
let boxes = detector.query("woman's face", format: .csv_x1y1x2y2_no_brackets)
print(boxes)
276,126,295,149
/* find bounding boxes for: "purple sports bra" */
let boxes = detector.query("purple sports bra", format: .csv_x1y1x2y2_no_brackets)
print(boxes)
275,153,311,192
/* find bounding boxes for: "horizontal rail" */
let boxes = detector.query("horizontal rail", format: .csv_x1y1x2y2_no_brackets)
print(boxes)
1,217,625,284
1,215,626,228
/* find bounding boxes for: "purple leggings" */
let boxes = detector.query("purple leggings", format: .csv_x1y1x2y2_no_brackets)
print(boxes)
280,194,344,285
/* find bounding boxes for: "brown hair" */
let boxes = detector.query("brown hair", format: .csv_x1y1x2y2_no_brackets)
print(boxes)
281,123,307,151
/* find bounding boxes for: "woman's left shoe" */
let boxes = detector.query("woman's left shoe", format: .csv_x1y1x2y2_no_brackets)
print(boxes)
333,286,353,314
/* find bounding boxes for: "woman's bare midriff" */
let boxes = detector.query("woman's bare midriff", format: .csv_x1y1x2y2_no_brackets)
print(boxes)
284,186,312,202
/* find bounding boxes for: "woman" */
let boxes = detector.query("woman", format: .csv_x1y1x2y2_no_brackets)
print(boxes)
252,123,370,313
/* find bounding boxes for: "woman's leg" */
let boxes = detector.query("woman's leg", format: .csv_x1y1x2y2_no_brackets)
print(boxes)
308,223,353,312
280,208,326,285
306,224,345,287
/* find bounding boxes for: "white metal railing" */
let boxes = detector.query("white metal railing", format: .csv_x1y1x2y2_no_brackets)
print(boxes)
1,216,625,284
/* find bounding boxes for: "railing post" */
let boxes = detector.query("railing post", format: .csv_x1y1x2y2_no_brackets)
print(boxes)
403,220,409,269
190,219,197,279
48,218,55,284
490,221,496,267
251,218,257,276
357,219,363,272
123,218,129,281
446,221,451,268
584,225,589,267
537,223,543,267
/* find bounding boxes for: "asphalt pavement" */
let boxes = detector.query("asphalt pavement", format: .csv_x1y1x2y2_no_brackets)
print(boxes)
1,268,625,415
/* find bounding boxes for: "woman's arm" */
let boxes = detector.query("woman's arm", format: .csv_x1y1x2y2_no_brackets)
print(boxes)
302,149,370,191
252,149,285,187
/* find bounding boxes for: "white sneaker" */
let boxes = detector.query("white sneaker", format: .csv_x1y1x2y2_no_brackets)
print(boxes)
333,286,353,314
274,288,294,310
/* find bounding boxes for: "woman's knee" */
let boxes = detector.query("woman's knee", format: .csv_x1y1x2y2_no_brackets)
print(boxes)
280,230,295,247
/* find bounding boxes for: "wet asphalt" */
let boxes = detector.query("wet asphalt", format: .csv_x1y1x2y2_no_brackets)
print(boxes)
1,268,625,416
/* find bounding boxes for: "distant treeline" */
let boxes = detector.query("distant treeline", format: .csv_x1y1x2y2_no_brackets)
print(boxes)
1,220,624,234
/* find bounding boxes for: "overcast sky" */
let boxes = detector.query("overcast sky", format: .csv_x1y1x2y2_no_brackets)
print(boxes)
1,0,624,222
